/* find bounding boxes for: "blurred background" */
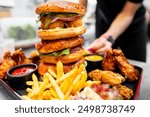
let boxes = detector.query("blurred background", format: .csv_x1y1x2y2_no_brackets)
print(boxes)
0,0,150,63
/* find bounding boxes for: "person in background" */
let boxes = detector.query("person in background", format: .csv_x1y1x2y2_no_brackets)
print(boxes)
146,7,150,39
80,0,147,62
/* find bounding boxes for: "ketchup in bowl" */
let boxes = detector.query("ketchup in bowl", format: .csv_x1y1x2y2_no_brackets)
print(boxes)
7,63,38,90
11,66,35,76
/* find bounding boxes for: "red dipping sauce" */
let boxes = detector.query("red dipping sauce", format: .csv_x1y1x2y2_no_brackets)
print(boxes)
11,66,35,76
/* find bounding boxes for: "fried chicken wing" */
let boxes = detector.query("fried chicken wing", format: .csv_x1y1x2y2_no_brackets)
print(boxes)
102,50,116,71
116,85,134,100
113,49,138,82
29,51,40,65
88,69,125,86
0,51,16,79
11,48,31,65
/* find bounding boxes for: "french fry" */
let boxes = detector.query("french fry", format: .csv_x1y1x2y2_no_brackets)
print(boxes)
48,68,57,79
22,95,31,100
57,61,64,79
46,73,64,100
32,74,39,93
24,61,89,100
46,65,78,88
60,79,69,94
50,88,58,98
72,74,82,95
64,85,73,99
43,90,51,100
26,81,42,86
77,70,87,91
78,64,85,74
64,68,79,97
36,74,49,96
84,80,101,87
26,88,33,93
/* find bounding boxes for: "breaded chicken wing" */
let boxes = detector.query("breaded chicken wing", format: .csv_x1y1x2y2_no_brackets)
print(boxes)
0,51,16,79
11,48,31,65
113,49,138,82
29,51,40,65
116,85,134,100
102,50,116,71
88,69,125,86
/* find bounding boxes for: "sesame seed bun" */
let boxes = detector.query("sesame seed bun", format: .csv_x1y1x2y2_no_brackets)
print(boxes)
35,0,85,15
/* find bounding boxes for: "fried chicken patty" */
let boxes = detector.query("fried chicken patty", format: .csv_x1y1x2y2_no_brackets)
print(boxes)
35,36,84,53
40,17,83,29
40,45,86,64
38,57,85,75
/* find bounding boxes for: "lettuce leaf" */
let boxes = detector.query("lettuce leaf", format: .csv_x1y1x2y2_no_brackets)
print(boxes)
40,49,70,57
36,19,40,24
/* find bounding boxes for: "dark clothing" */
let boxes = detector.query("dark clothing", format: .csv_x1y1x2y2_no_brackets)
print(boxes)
96,0,147,62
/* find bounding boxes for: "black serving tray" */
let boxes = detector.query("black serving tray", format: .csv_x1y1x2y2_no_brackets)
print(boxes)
0,66,143,100
0,79,22,100
122,66,143,100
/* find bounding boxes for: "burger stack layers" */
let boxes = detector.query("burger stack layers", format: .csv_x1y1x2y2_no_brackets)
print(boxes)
35,0,86,75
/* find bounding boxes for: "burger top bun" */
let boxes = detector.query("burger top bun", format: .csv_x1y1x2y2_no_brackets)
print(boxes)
35,0,85,15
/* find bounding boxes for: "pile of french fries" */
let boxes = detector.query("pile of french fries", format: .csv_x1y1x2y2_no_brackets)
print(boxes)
22,61,100,100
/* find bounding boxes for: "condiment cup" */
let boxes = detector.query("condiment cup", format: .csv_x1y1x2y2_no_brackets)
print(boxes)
85,54,103,73
7,63,38,90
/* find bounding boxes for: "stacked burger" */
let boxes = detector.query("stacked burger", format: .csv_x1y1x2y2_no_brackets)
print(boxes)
35,0,86,75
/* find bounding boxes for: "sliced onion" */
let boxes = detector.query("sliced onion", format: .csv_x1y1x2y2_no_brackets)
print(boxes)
51,15,81,23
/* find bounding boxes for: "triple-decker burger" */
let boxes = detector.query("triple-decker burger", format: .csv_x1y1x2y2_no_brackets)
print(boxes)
35,0,86,74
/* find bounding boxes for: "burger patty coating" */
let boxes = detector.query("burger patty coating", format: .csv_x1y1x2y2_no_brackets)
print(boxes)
35,36,84,53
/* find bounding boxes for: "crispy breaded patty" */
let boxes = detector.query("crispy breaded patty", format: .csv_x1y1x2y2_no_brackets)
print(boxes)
35,36,84,53
38,57,85,75
40,45,86,64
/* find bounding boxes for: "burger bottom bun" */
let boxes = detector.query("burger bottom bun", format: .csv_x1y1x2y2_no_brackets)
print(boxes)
40,48,86,64
38,57,85,75
37,25,86,40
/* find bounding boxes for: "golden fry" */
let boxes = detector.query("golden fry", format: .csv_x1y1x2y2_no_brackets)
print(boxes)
72,74,82,95
64,85,73,99
57,61,64,79
26,88,33,93
22,95,31,100
46,65,78,88
48,68,57,79
78,64,85,74
78,70,87,91
31,74,49,97
26,81,42,86
60,79,69,94
84,80,101,87
46,73,64,100
43,90,51,100
24,61,88,100
50,88,58,98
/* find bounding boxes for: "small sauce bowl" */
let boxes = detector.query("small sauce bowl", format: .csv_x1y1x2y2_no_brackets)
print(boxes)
7,63,38,90
85,54,103,73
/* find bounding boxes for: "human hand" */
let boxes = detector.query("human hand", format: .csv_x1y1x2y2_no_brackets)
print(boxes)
86,35,113,54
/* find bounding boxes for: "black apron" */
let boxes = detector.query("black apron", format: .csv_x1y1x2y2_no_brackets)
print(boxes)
95,0,147,62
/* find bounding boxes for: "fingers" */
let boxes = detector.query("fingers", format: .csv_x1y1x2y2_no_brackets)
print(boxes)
86,37,106,52
95,42,112,54
86,37,112,54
